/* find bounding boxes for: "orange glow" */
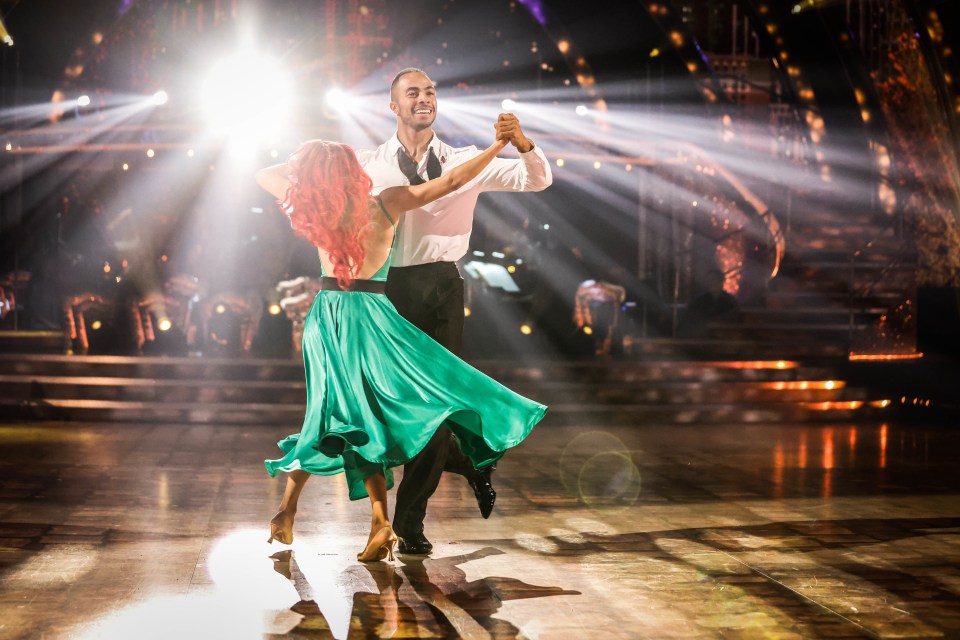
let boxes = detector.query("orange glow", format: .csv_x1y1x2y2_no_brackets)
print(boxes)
713,360,798,370
800,401,864,411
760,381,845,390
798,433,808,470
870,399,892,408
773,442,784,499
880,424,888,468
848,427,857,465
822,428,834,470
849,352,923,361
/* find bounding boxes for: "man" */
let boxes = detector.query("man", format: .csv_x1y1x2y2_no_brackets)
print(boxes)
356,68,552,555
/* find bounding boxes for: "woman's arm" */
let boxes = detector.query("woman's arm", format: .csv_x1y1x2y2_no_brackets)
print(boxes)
255,163,294,201
379,138,508,216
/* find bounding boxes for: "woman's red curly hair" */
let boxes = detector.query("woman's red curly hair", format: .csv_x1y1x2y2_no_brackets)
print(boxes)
280,140,374,288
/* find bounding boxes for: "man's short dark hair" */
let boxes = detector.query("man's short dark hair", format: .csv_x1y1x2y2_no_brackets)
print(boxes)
391,68,429,98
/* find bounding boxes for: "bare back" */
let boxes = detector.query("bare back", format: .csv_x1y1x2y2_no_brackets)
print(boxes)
316,198,396,280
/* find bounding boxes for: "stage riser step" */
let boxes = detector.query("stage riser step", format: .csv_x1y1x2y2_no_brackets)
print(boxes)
0,402,889,426
787,222,895,236
738,310,886,325
780,265,913,284
785,241,903,256
0,331,66,354
625,342,847,358
0,380,860,405
765,293,904,310
0,359,305,382
709,326,858,343
0,356,825,385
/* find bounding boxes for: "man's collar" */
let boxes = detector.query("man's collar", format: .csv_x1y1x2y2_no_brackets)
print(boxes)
388,132,444,161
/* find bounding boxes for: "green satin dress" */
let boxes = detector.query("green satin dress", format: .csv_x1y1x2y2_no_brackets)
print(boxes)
264,201,547,500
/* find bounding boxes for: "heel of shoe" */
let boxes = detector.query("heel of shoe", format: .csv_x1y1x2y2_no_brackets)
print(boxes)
385,530,398,561
268,513,294,545
358,525,397,563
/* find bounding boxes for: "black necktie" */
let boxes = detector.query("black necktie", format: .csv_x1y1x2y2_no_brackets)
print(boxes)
398,147,442,185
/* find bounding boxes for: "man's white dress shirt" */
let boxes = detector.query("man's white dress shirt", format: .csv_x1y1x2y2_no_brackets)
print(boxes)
356,133,552,268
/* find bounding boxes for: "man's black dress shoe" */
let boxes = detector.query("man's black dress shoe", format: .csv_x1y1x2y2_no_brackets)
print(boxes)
397,531,433,555
468,465,496,519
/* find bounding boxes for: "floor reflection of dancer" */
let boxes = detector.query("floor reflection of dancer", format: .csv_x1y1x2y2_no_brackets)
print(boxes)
256,128,546,562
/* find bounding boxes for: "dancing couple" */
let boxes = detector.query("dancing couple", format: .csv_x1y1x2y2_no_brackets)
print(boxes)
256,69,552,562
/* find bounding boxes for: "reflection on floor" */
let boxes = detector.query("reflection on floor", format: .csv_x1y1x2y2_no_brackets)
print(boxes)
0,420,959,638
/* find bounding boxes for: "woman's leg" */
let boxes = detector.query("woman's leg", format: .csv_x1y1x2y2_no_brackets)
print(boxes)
269,469,310,544
358,472,398,562
364,471,390,532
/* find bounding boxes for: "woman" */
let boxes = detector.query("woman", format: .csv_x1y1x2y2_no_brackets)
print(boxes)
255,129,546,562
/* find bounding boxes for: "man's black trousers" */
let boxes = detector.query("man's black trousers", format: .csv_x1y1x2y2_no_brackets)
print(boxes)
385,261,476,537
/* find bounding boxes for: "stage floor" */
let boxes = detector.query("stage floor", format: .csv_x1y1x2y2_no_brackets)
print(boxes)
1,419,959,639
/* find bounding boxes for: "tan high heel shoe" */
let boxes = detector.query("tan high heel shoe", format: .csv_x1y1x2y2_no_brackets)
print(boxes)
268,512,294,545
358,524,398,562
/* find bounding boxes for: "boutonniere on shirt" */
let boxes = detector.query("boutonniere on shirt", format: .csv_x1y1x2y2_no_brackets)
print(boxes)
440,155,446,164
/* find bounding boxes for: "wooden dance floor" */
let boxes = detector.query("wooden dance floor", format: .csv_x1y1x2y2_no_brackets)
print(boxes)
1,418,959,638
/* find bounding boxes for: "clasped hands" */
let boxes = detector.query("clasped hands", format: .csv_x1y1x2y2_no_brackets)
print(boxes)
494,112,535,153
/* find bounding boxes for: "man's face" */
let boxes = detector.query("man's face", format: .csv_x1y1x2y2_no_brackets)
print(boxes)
390,72,437,130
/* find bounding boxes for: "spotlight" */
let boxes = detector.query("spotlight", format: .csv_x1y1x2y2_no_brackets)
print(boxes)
556,158,565,167
77,95,91,107
157,318,172,332
146,149,155,158
324,88,358,114
122,163,129,171
268,304,281,315
187,149,195,157
501,98,518,111
520,324,533,335
151,90,169,106
215,304,226,314
464,307,472,317
575,105,588,116
0,17,13,46
200,51,293,139
583,326,593,335
91,320,103,331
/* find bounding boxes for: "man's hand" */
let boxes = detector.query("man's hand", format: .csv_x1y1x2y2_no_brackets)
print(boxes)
496,113,534,153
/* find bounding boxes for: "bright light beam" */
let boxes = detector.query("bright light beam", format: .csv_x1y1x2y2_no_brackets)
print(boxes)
200,51,294,142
